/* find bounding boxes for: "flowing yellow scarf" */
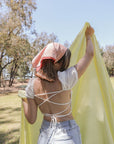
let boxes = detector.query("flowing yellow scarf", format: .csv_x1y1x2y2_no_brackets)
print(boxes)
19,22,114,144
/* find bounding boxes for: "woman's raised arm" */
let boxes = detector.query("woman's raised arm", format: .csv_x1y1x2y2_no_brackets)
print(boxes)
74,26,94,79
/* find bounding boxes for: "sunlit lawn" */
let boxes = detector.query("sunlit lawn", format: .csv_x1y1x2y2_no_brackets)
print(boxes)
0,77,114,144
0,93,21,144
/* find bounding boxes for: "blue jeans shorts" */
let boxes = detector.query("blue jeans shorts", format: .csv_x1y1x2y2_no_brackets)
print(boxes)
37,119,82,144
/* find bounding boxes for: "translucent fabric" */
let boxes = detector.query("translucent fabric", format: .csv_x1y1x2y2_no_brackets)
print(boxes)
19,22,114,144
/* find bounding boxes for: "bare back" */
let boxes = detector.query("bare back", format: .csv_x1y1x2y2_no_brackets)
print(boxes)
33,77,73,122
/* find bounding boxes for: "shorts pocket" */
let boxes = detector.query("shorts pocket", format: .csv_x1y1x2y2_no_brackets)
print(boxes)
54,129,72,142
54,126,76,140
60,125,82,144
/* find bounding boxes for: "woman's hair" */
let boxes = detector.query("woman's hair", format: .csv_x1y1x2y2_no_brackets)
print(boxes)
41,59,57,80
41,49,71,81
57,48,71,71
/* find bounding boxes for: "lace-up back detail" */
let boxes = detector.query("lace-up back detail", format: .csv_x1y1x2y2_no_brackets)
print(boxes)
25,66,78,125
34,89,72,125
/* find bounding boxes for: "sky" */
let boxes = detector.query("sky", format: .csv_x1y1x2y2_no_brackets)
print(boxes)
33,0,114,48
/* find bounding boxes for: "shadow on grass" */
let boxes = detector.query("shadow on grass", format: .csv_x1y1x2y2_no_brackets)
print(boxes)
0,129,20,144
0,120,14,124
0,106,21,144
0,107,12,111
0,107,21,113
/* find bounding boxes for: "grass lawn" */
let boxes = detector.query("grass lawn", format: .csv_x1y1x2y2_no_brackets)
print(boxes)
0,77,114,144
0,93,21,144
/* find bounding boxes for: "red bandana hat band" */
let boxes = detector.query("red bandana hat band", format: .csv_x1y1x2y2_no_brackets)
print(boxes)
32,42,67,72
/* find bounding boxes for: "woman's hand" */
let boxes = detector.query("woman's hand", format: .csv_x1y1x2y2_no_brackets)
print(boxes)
85,26,94,38
85,25,94,56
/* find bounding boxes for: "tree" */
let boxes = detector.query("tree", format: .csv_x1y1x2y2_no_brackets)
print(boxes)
33,32,58,51
99,47,104,56
64,40,71,49
0,0,37,87
103,45,114,76
8,38,31,86
17,63,30,79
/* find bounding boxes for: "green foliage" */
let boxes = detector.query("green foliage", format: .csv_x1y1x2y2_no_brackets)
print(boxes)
0,1,59,87
17,62,30,78
33,32,58,52
6,0,37,28
103,46,114,76
99,47,104,56
0,0,37,87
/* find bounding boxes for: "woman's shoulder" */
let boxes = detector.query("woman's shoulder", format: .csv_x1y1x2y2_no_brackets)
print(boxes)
25,78,35,98
57,66,78,90
26,77,40,92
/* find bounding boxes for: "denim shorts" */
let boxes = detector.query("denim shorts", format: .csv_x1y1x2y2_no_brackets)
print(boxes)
37,119,82,144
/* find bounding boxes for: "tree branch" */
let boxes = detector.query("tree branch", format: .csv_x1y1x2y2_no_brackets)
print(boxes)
2,59,14,70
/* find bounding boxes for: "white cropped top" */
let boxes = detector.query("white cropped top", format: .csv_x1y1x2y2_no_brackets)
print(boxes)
25,66,78,125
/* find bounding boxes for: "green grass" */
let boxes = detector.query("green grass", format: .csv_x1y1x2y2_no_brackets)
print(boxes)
0,77,114,144
0,93,21,144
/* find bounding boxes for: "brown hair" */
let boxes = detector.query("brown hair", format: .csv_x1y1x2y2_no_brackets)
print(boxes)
57,49,71,71
41,59,57,81
38,49,71,81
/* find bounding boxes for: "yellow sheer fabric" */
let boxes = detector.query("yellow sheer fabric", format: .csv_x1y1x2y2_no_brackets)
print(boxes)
19,22,114,144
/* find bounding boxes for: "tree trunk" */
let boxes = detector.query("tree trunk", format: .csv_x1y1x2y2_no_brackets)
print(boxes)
0,57,13,87
9,61,18,87
0,65,3,87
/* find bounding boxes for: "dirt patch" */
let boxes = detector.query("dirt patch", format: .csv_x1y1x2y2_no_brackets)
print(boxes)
0,80,28,96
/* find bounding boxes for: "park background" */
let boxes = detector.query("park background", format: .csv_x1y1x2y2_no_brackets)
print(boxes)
0,0,114,144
